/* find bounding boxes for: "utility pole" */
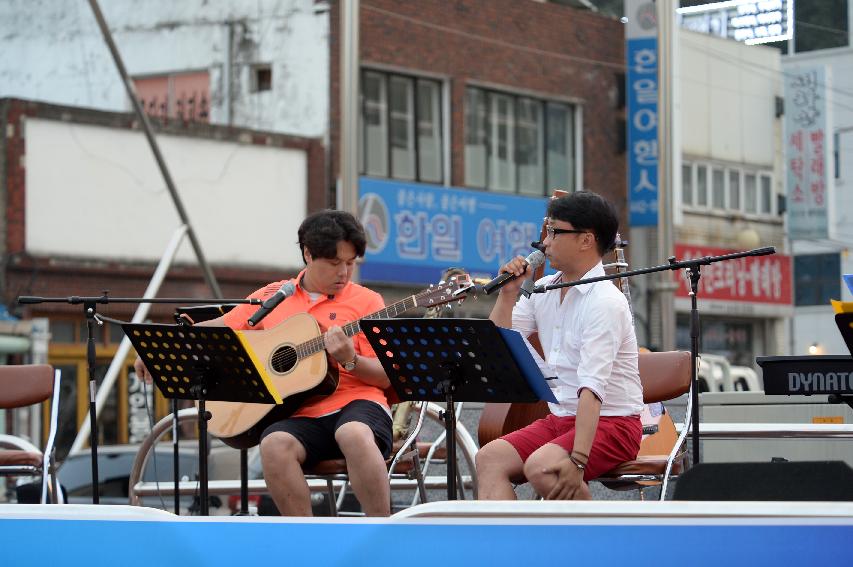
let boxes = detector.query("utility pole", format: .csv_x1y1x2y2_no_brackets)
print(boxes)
340,0,360,217
656,0,677,351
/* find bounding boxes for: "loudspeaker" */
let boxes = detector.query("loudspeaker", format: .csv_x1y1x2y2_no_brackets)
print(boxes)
673,461,853,501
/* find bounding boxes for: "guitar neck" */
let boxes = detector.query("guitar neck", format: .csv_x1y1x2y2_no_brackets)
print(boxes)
298,294,420,357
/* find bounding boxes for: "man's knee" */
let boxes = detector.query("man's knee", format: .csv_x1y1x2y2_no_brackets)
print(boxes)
522,456,549,490
335,421,378,454
476,440,517,475
260,432,304,468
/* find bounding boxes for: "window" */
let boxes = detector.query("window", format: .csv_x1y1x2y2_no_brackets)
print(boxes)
517,98,544,195
682,163,693,205
683,161,774,216
389,76,415,180
251,64,273,92
712,167,725,209
465,89,487,187
794,253,841,306
744,173,757,214
359,70,444,183
760,174,773,214
417,81,443,183
133,71,210,122
834,132,840,179
547,103,574,191
728,169,740,211
696,165,708,207
465,87,576,195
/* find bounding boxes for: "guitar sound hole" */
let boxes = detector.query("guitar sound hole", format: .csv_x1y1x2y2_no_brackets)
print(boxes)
270,346,298,373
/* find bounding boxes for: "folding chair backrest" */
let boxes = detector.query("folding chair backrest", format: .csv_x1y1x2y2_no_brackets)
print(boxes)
638,351,691,404
0,364,54,409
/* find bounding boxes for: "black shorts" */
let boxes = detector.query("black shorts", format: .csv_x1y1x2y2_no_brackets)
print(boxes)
260,400,393,468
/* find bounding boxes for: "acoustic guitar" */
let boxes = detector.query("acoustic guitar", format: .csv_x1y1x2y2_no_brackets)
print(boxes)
207,275,471,448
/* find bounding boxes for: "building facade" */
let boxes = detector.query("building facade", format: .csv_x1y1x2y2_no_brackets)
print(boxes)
628,27,792,373
1,1,629,452
1,98,323,453
783,45,853,356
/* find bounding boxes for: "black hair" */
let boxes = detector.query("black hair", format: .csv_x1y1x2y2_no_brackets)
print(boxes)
546,191,619,256
297,210,367,263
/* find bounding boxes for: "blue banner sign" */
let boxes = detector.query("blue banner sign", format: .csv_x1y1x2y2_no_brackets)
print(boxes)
358,177,548,285
626,36,659,227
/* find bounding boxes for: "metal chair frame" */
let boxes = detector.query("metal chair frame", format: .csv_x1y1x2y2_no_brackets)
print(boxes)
304,400,479,516
127,402,479,514
0,366,63,504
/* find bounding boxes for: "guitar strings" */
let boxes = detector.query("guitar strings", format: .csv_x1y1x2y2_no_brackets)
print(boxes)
265,294,425,369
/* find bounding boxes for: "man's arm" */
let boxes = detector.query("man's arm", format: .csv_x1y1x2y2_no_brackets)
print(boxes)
544,388,601,500
489,255,528,329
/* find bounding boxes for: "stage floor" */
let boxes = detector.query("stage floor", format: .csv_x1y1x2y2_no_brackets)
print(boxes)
2,501,853,566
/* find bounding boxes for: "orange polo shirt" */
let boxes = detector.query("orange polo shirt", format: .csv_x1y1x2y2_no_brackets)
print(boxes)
221,270,387,418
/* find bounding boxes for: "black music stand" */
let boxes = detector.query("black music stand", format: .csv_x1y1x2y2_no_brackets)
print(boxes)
364,318,557,500
122,322,281,515
832,312,853,409
837,313,853,357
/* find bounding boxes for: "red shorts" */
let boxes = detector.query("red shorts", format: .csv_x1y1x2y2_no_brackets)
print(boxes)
501,413,642,481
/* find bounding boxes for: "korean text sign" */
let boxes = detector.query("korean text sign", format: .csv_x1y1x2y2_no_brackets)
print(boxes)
785,66,831,240
673,244,792,305
358,178,547,285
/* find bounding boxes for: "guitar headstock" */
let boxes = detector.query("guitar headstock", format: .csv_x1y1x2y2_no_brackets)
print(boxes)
416,273,474,308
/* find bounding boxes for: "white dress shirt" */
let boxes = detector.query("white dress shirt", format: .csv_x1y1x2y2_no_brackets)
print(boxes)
512,261,643,417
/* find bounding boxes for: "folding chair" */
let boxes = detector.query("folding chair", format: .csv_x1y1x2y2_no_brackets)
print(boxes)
477,351,692,501
0,364,63,503
594,350,692,500
302,399,433,516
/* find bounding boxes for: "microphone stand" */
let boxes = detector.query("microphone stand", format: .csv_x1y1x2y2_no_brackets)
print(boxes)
529,246,776,465
16,293,260,506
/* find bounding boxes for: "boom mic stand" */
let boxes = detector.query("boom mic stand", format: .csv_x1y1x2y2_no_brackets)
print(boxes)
16,293,260,505
528,246,777,465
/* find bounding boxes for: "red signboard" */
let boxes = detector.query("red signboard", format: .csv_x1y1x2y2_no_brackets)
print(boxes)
674,244,792,305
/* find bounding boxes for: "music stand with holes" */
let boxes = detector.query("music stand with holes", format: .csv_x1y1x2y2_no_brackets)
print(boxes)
122,322,281,515
363,318,556,501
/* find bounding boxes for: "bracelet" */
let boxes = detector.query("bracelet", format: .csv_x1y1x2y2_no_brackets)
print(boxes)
568,454,586,471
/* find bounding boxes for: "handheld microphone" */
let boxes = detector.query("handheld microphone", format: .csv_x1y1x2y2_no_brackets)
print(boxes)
247,282,296,327
481,250,546,295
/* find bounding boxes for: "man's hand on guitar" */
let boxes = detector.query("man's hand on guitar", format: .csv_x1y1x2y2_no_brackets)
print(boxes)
325,326,356,368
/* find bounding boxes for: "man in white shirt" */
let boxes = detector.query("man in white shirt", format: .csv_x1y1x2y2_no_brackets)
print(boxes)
476,191,644,500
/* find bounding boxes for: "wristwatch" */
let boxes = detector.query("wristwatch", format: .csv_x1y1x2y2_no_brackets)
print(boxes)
342,354,358,371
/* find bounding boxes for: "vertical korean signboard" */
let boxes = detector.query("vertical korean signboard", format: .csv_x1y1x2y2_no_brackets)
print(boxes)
785,66,832,240
626,0,659,226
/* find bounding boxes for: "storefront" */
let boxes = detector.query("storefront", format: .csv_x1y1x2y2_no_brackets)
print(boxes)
673,244,793,370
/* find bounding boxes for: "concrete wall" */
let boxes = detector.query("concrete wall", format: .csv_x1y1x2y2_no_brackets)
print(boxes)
680,30,781,168
23,117,307,268
0,0,329,137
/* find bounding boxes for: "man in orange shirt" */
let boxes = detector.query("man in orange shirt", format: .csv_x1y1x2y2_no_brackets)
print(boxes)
134,210,393,516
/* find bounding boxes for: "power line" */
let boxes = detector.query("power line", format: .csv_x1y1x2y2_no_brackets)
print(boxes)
361,2,626,71
682,35,853,111
794,19,850,37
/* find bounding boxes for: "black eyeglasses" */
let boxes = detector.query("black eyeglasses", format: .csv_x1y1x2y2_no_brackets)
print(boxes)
545,225,589,238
